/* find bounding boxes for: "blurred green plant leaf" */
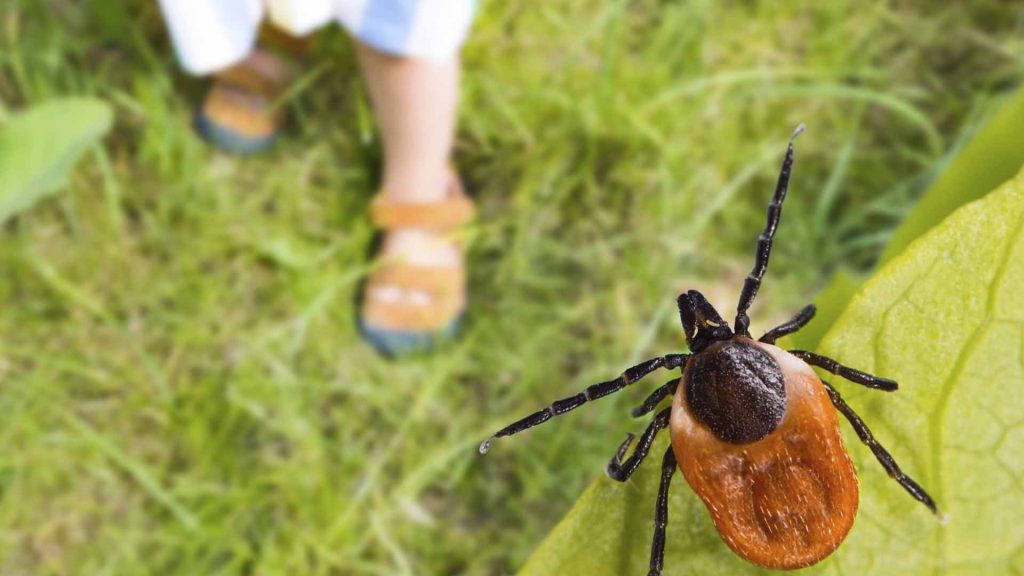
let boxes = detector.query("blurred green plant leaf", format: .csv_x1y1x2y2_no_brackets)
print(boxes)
879,88,1024,264
0,97,113,223
792,87,1024,351
520,168,1024,575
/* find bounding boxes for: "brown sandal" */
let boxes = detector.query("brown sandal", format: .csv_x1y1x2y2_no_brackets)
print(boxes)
359,171,474,355
195,49,293,153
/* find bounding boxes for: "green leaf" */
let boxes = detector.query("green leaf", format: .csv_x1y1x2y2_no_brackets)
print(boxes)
793,87,1024,351
0,97,113,223
520,169,1024,575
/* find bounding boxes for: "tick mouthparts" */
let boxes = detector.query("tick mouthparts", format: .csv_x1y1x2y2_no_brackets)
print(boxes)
479,437,495,455
791,123,807,142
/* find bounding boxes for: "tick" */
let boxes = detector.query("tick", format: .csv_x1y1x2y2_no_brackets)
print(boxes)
479,125,941,574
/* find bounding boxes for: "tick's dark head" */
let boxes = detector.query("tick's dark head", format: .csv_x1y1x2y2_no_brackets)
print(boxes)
678,290,733,354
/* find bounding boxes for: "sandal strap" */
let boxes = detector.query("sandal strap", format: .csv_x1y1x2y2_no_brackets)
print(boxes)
216,51,293,99
368,264,465,297
363,264,465,332
202,83,282,138
371,172,474,230
362,293,463,331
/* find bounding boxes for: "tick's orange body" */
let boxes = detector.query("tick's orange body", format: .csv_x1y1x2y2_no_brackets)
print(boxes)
671,341,858,569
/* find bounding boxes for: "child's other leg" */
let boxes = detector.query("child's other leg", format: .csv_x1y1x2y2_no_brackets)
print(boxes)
357,43,458,206
357,43,461,269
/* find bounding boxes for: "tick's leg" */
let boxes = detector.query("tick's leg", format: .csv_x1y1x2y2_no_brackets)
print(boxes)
479,354,688,454
632,378,680,418
648,446,677,576
792,350,898,391
759,304,816,344
823,381,939,514
734,124,805,337
607,407,671,481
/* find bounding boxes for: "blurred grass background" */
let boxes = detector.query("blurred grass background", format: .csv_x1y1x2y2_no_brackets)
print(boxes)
0,1,1022,574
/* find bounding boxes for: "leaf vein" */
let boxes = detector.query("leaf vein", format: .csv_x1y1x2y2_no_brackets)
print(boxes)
929,208,1024,574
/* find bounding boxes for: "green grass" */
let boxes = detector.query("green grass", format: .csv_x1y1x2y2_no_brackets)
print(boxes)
0,1,1021,574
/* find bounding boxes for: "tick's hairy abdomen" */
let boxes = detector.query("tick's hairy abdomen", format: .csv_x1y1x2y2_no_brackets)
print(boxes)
671,341,859,570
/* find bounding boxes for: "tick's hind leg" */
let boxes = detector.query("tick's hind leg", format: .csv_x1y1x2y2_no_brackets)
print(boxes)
792,350,898,391
648,446,677,576
823,381,939,514
607,407,671,481
479,354,687,454
632,378,680,418
759,304,816,344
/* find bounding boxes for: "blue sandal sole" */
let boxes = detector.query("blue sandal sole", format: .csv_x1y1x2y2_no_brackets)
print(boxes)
358,313,464,357
194,109,277,155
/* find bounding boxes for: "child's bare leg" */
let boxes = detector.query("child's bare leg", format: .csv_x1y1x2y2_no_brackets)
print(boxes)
356,43,462,273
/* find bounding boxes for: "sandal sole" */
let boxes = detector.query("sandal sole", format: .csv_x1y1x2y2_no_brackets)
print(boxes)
194,109,277,155
358,313,464,357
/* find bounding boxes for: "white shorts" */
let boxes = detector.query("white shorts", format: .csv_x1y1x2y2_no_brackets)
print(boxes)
157,0,478,75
